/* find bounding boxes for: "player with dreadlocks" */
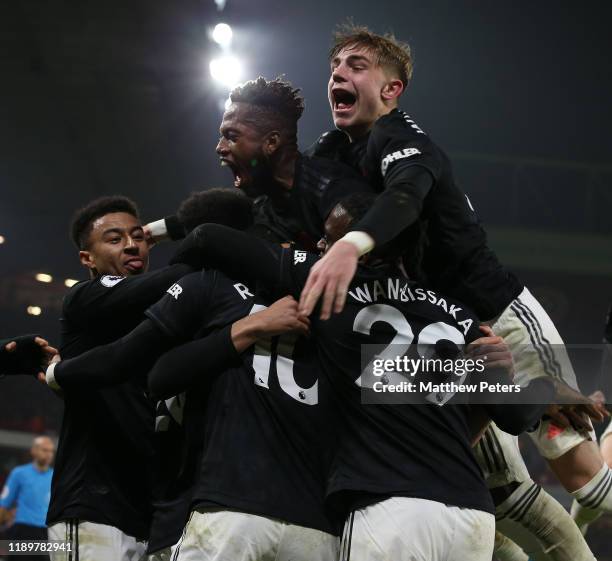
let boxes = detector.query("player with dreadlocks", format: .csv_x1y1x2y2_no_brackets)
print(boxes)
214,76,375,249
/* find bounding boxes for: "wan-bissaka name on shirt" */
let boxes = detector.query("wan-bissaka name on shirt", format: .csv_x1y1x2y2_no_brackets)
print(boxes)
348,279,474,335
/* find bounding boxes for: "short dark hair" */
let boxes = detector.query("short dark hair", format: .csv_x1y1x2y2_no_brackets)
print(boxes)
229,77,304,141
330,23,413,90
177,188,253,233
70,196,140,250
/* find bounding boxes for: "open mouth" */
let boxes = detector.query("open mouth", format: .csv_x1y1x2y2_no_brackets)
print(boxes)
221,159,243,188
332,88,357,112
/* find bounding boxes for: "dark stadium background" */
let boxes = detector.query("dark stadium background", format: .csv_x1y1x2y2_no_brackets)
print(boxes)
1,1,611,558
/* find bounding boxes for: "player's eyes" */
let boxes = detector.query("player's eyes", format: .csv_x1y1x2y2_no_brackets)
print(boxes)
108,238,121,244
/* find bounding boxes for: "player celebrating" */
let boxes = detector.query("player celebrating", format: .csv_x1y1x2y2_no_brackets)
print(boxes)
163,194,603,561
45,194,230,561
215,76,374,249
301,24,610,557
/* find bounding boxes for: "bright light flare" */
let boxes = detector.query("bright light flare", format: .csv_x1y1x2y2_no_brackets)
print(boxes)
209,56,243,89
27,306,42,316
0,235,5,244
35,273,53,283
64,279,78,288
212,23,233,47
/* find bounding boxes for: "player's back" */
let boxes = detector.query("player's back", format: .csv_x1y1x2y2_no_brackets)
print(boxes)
311,262,494,517
145,270,340,535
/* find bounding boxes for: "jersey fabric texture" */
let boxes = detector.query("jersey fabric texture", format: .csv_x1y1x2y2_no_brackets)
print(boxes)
251,153,374,250
309,111,523,320
146,270,338,534
48,264,191,539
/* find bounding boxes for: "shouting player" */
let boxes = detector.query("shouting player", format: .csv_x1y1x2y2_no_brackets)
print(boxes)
216,76,374,249
302,25,609,558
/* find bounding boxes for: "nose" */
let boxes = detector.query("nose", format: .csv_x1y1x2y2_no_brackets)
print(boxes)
124,236,139,253
216,137,229,156
331,63,347,84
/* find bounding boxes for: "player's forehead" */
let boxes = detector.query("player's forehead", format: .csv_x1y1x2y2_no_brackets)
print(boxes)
331,45,376,66
220,102,252,132
91,212,142,235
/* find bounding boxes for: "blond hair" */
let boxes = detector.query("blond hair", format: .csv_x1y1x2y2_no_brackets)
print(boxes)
329,23,413,90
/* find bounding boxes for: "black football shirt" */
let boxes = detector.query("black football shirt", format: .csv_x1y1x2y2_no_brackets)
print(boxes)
145,270,338,534
309,110,523,320
48,264,192,539
278,249,495,516
251,153,374,249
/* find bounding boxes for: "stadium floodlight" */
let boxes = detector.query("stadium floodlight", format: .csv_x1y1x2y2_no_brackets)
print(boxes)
209,56,242,89
0,235,5,244
27,306,42,316
35,273,53,283
65,278,78,288
212,23,233,48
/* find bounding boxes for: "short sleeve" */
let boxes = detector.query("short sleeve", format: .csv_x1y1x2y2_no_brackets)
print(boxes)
0,468,20,509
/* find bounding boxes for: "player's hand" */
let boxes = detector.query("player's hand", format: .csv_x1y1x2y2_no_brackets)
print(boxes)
142,224,157,248
38,353,61,385
466,325,514,380
299,241,359,320
589,390,606,406
552,380,609,424
254,296,310,338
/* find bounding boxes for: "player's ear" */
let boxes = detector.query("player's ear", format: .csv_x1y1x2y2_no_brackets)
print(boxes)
79,250,96,271
381,79,403,102
263,131,281,156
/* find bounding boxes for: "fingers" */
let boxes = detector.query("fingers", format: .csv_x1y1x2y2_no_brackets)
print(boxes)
299,270,323,317
5,341,16,352
319,279,338,321
34,337,49,347
479,325,495,337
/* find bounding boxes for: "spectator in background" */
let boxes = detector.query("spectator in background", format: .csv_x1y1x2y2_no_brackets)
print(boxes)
0,437,55,561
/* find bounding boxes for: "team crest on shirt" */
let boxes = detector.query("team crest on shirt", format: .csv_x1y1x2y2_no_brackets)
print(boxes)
100,275,125,287
294,251,307,265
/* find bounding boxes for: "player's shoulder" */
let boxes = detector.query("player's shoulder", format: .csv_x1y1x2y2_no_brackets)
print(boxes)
410,284,480,340
304,129,350,159
300,152,362,185
372,109,436,147
62,275,124,314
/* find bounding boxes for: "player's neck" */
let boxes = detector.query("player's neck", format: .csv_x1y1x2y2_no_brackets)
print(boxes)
33,461,49,472
347,105,395,142
271,145,298,191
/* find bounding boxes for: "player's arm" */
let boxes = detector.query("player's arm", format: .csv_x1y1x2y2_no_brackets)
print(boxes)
47,271,214,390
65,264,194,324
299,122,437,318
469,327,607,434
148,296,309,399
0,468,20,520
169,223,291,291
1,335,57,377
